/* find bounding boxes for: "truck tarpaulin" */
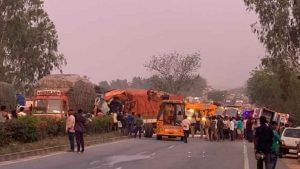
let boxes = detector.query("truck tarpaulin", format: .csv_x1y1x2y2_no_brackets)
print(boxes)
104,89,182,119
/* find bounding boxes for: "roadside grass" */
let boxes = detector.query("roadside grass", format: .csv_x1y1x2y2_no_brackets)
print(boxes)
0,132,122,155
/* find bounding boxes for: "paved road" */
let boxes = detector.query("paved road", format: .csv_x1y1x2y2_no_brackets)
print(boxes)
0,137,290,169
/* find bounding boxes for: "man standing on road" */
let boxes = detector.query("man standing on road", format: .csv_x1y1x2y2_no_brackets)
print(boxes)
236,117,244,140
209,116,217,141
75,109,86,153
229,117,235,141
217,116,224,141
254,116,273,169
181,115,191,143
66,109,75,152
270,121,280,169
134,114,144,139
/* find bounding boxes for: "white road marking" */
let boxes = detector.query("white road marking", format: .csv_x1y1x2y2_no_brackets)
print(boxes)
167,145,175,149
0,152,65,166
151,152,156,156
0,139,129,167
89,160,100,166
243,141,250,169
115,167,122,169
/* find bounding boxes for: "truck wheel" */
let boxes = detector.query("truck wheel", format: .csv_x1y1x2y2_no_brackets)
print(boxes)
144,123,154,138
157,135,162,140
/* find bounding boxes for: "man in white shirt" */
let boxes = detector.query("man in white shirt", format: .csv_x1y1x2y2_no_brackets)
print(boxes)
229,118,235,141
18,107,26,117
66,109,75,152
181,115,191,143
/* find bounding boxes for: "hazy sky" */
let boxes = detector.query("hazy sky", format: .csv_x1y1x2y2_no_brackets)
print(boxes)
44,0,265,89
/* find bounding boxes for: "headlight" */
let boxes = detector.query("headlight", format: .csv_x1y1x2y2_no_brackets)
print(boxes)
201,117,206,121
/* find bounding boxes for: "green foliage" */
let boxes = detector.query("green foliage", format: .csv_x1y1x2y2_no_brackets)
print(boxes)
0,115,114,147
247,67,300,125
110,79,129,89
0,81,16,109
0,0,66,93
244,0,300,97
145,51,205,94
86,115,113,134
4,116,38,143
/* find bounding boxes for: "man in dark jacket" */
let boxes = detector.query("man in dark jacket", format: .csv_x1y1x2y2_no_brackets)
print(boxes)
217,116,224,141
75,109,86,153
254,116,273,169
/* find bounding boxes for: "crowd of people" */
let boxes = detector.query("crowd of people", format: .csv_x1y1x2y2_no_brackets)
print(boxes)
181,113,285,169
185,114,258,142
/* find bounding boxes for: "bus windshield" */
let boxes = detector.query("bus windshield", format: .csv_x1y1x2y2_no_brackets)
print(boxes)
159,103,185,126
34,99,61,114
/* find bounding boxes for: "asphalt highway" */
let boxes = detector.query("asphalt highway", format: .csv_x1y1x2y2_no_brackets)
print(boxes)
0,137,290,169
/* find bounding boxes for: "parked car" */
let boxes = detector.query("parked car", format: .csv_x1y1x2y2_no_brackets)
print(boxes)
279,127,300,158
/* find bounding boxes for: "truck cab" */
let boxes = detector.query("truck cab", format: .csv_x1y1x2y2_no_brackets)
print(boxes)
33,89,68,118
156,100,185,140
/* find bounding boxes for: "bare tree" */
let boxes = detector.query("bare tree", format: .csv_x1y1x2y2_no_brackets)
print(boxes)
145,51,202,94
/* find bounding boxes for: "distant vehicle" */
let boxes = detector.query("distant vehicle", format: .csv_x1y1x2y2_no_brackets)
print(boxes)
279,127,300,158
253,107,289,124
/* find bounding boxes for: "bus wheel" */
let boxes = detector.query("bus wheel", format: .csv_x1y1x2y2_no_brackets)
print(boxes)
157,135,162,140
144,123,153,137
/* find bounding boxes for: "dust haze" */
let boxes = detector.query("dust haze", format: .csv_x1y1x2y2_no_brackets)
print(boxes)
44,0,264,89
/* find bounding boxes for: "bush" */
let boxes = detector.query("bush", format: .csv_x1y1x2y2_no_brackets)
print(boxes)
86,115,113,134
0,115,114,147
4,116,38,143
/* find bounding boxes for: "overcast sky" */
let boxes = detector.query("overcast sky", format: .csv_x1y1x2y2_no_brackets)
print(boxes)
44,0,265,89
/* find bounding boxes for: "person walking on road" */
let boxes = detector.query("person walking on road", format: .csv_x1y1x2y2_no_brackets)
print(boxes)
209,116,217,141
65,109,75,152
254,116,273,169
127,112,135,136
270,121,280,169
134,114,144,139
75,109,86,153
217,116,224,141
181,115,191,143
236,117,243,140
203,117,210,140
229,118,235,141
246,117,254,142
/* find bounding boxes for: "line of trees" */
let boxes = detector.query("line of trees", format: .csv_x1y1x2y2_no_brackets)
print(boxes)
0,0,66,93
244,0,300,125
97,51,207,97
